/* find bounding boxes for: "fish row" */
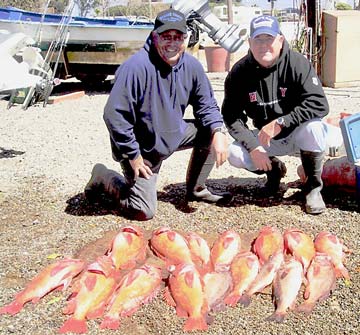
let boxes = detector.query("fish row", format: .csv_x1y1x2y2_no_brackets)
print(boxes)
0,225,351,333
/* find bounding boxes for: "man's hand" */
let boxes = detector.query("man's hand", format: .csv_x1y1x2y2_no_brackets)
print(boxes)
129,155,153,179
211,132,228,168
258,119,282,147
250,146,271,171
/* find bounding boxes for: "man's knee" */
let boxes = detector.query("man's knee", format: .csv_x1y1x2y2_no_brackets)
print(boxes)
228,142,248,169
133,208,155,221
296,120,327,151
126,204,156,221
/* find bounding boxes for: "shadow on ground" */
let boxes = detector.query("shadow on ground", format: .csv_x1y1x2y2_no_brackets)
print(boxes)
51,78,113,96
64,177,359,218
0,147,25,159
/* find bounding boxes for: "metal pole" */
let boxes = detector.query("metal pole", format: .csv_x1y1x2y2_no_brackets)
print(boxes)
227,0,233,24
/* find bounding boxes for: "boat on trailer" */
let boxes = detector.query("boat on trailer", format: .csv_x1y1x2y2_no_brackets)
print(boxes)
0,6,154,82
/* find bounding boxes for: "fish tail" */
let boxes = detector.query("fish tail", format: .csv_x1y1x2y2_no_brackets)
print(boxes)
266,311,286,323
58,317,87,334
296,302,315,315
335,266,350,280
183,316,208,331
224,293,241,307
99,316,120,330
0,301,23,315
238,294,251,307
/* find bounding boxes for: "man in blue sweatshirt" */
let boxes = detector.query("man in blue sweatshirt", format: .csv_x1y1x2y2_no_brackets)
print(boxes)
222,15,329,214
85,9,231,220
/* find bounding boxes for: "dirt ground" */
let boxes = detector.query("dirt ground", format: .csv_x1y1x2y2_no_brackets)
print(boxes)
0,73,359,335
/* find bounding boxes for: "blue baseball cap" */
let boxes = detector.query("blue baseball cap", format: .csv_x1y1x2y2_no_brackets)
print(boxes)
250,15,281,39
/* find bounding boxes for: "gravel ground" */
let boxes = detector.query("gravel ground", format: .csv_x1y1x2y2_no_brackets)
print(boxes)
0,71,359,335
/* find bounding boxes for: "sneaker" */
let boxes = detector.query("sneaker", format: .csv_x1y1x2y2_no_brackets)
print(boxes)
186,187,233,204
264,158,287,195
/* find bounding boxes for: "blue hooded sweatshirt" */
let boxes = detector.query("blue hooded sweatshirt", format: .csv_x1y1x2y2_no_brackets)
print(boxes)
103,35,223,165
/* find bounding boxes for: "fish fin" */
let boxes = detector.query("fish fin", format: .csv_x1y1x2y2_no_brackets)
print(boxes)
201,262,213,274
139,246,147,262
296,302,315,314
62,299,76,315
99,316,120,330
289,300,297,311
303,286,310,300
58,317,87,334
224,293,241,307
141,286,160,305
120,259,136,270
335,266,350,280
163,287,176,307
266,311,286,323
183,316,208,331
0,301,23,315
31,297,41,304
317,290,333,303
60,277,73,291
121,305,140,317
238,294,251,307
176,306,188,317
87,304,106,319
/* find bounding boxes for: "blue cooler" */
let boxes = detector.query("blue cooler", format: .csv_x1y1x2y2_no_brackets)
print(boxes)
339,113,360,204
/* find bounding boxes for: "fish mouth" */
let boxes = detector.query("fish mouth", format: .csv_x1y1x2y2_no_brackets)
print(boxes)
122,225,141,235
153,226,170,235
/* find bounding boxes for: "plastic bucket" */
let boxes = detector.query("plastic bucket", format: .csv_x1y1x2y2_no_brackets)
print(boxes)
204,46,230,72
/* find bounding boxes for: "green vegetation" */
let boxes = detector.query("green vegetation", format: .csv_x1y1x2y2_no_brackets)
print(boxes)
335,2,353,10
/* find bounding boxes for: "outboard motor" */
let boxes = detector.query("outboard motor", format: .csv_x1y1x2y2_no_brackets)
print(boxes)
172,0,247,53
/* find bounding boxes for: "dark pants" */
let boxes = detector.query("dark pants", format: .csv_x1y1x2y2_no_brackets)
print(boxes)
119,120,214,220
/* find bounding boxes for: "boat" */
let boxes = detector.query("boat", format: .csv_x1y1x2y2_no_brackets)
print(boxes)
0,6,155,82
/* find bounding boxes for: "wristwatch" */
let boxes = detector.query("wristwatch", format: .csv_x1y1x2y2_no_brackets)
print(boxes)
212,125,228,135
276,117,286,128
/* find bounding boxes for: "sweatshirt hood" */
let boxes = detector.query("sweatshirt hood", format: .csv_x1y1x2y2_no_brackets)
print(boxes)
143,34,185,73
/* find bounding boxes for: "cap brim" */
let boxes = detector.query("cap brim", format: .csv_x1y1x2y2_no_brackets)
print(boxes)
155,24,187,34
251,28,279,39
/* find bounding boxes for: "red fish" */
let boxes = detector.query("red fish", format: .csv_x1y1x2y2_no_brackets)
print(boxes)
224,251,260,307
100,264,162,330
185,232,211,270
239,251,284,307
296,253,336,314
59,257,119,334
314,231,350,280
165,263,208,332
203,271,232,312
150,227,194,266
252,226,284,265
106,225,147,270
0,258,85,315
210,230,241,272
267,258,303,322
283,228,316,274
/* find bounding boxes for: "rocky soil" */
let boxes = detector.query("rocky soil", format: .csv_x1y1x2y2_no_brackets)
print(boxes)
0,72,359,335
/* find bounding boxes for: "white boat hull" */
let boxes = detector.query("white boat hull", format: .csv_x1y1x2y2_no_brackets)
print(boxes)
0,19,153,80
0,19,152,45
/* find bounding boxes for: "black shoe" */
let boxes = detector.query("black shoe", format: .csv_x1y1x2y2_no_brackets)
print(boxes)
186,187,233,204
84,163,108,203
264,158,287,195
